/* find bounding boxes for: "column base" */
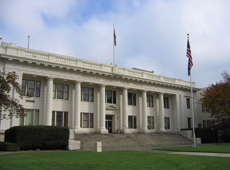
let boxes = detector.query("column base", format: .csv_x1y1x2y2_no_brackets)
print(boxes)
97,128,108,134
122,129,132,134
159,128,165,132
74,128,85,134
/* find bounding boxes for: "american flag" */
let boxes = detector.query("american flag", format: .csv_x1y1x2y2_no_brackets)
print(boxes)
186,37,193,76
114,28,116,46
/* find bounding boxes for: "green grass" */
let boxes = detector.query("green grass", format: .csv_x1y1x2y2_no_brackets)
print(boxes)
154,144,230,153
0,151,230,170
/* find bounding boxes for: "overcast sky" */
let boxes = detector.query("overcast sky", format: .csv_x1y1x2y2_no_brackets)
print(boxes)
1,0,230,88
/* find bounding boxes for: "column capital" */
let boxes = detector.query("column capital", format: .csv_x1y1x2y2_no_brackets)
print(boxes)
46,76,55,80
73,80,82,83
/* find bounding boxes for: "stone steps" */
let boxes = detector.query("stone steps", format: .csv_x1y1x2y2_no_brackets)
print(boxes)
75,133,192,151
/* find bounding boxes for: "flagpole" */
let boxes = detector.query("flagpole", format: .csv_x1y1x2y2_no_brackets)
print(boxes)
187,34,196,148
113,23,115,67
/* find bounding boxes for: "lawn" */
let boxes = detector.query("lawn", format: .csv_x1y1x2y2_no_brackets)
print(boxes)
0,151,229,170
154,144,230,153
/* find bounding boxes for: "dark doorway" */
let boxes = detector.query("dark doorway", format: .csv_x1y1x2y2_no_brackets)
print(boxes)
105,115,113,133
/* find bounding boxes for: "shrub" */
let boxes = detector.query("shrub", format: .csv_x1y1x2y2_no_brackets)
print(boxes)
195,128,218,143
4,126,69,150
0,142,20,151
220,134,230,142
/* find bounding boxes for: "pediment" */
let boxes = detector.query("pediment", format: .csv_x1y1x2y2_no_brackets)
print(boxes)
106,104,119,110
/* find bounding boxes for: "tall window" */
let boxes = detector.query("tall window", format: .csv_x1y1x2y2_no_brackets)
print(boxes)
147,95,153,107
128,93,136,106
52,111,68,127
81,87,94,102
80,113,94,128
188,118,191,128
53,84,69,100
22,80,41,97
106,90,116,104
186,98,190,109
164,97,169,108
148,116,154,129
128,116,137,129
164,117,170,129
203,120,207,128
19,109,39,126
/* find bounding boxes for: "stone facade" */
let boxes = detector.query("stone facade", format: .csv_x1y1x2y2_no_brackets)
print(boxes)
0,41,200,135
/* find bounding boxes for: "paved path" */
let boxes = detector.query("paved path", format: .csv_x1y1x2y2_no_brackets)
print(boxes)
1,146,230,157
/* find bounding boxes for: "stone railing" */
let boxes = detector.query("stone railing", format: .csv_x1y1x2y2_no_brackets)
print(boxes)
0,44,196,88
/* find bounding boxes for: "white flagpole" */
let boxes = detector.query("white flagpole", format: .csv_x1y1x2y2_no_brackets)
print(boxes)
188,34,196,148
113,24,115,67
190,70,196,148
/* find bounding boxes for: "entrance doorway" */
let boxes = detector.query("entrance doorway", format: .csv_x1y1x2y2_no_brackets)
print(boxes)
105,115,113,133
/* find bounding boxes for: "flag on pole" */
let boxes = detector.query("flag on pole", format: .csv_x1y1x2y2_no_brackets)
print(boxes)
114,28,116,46
186,35,193,76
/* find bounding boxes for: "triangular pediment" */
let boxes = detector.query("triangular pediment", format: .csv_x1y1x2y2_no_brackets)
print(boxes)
106,104,119,110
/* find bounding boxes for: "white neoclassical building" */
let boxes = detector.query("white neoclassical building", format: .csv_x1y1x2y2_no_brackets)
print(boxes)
0,41,200,136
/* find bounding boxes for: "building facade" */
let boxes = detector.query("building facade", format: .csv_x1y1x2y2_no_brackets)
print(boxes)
0,42,200,135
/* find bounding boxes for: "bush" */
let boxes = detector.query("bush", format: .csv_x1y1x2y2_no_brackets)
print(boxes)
4,126,69,150
0,142,20,151
195,128,218,143
220,134,230,142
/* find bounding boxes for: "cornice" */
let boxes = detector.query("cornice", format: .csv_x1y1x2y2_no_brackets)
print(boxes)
0,45,199,92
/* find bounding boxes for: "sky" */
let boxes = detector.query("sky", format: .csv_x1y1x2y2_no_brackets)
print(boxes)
1,0,230,88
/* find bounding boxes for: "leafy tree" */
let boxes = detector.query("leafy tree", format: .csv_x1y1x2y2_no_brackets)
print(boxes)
0,72,26,119
199,71,230,132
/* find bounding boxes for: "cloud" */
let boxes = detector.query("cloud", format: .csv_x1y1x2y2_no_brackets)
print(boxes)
1,0,230,88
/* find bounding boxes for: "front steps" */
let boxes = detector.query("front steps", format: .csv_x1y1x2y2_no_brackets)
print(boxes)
75,133,192,151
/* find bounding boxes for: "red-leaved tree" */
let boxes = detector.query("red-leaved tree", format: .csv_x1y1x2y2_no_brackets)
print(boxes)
0,72,26,119
199,71,230,132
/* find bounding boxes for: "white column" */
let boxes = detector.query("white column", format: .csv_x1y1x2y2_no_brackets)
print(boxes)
123,88,128,132
45,78,53,126
173,94,181,131
142,91,147,131
74,82,81,129
159,93,165,131
99,85,107,134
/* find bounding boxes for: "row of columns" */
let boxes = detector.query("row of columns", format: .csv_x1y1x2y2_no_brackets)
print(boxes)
45,78,170,133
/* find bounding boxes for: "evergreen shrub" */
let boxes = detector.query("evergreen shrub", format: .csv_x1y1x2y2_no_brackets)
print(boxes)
195,128,218,143
0,141,20,151
220,134,230,142
4,126,69,150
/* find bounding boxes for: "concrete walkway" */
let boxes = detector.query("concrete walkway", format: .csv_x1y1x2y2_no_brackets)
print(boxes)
1,146,230,157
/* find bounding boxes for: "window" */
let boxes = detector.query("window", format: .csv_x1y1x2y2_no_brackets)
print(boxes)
186,98,190,109
188,118,191,128
128,93,136,106
22,79,41,97
164,97,169,108
106,90,116,104
80,113,94,128
19,109,39,126
128,116,137,129
81,87,94,102
164,117,170,129
203,120,207,128
147,116,154,129
53,84,69,100
202,105,205,112
147,95,153,107
52,111,68,127
207,120,211,128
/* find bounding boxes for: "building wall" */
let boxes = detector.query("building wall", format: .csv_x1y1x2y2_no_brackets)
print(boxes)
0,43,201,134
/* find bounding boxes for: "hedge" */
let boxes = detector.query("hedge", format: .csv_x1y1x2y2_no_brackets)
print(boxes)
195,128,218,143
0,142,20,151
4,126,69,150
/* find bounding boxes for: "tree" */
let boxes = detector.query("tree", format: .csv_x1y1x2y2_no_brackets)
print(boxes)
0,72,26,119
199,71,230,132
